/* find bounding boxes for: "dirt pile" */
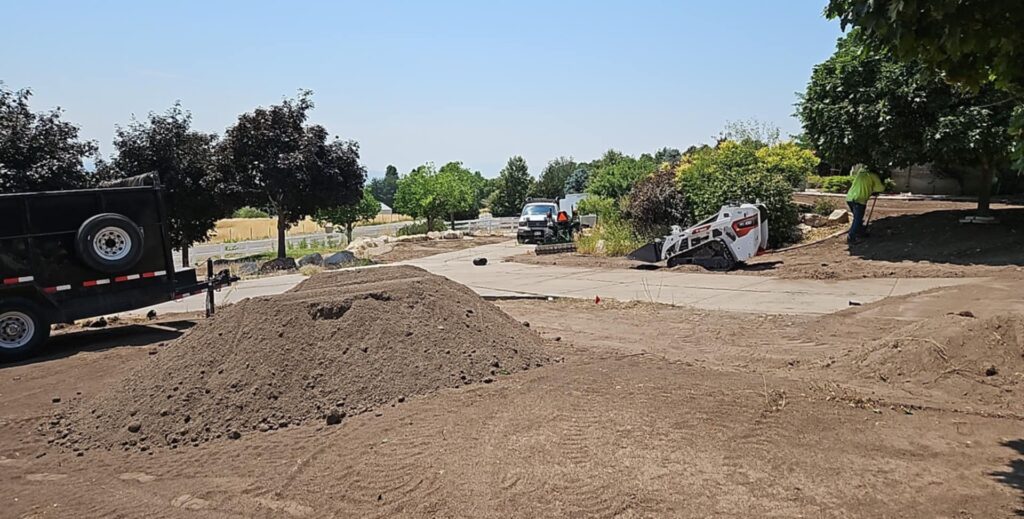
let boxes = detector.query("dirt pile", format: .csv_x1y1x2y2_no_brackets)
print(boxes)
49,266,550,452
841,312,1024,412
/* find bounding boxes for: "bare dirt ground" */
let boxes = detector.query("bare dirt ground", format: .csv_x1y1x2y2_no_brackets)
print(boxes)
2,272,1023,517
373,235,510,263
511,198,1024,280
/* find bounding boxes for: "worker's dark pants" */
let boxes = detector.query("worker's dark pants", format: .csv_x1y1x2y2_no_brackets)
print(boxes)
847,201,866,242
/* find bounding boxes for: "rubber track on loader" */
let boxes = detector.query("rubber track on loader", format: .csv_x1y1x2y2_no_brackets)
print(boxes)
535,242,577,255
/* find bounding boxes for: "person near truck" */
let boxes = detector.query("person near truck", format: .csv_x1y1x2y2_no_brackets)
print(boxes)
846,164,885,244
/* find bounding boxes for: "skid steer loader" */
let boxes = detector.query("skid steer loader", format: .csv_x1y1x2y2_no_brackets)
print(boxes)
627,203,768,271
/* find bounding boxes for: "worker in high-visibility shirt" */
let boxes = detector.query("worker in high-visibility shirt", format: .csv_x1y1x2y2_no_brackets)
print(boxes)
846,164,885,244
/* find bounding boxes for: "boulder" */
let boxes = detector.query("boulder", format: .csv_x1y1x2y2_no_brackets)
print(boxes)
441,230,464,240
797,223,814,235
426,231,442,240
236,262,259,276
323,251,357,267
799,213,828,228
827,209,850,225
298,252,323,267
259,257,297,274
396,234,429,243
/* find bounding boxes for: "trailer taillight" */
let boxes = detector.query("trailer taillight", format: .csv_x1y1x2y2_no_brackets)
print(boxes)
731,215,759,237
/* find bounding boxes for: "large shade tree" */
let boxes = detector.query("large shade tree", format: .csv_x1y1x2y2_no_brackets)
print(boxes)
368,164,399,208
107,103,227,265
0,84,97,193
219,91,366,258
489,156,534,217
825,1,1024,169
393,162,475,229
530,156,577,199
799,33,1015,214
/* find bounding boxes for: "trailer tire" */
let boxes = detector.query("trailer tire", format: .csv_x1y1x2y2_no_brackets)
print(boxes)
76,213,144,274
0,298,50,361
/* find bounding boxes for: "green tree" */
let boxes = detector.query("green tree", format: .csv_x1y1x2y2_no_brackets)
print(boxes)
0,84,97,193
438,161,479,222
825,1,1024,168
315,188,381,242
107,103,228,265
219,91,366,258
393,162,475,229
563,165,589,194
587,150,658,200
490,156,534,217
798,33,1015,214
653,147,683,166
530,156,576,199
368,164,399,208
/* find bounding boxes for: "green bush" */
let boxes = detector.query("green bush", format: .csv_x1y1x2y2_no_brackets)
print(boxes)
575,218,645,256
812,197,839,216
397,220,447,236
576,195,621,222
233,206,270,219
806,174,824,189
677,142,799,248
820,175,853,193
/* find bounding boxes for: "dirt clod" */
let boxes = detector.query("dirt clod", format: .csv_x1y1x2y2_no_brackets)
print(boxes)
126,422,141,433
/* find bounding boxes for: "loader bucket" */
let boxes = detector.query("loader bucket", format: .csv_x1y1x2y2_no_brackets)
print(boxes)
535,242,577,255
626,241,663,263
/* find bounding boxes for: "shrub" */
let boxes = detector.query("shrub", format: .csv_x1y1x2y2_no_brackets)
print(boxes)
576,195,621,222
622,169,689,239
397,220,447,236
812,197,839,216
677,142,799,248
232,206,270,219
805,174,824,189
820,175,853,193
755,141,820,188
575,218,644,256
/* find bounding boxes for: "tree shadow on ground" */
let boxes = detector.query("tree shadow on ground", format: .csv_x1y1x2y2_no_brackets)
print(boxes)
0,320,195,369
848,208,1024,267
991,439,1024,516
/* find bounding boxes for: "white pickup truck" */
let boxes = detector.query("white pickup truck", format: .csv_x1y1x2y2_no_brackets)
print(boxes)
516,193,585,244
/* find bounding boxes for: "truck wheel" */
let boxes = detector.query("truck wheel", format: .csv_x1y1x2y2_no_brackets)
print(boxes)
0,298,50,361
76,213,144,274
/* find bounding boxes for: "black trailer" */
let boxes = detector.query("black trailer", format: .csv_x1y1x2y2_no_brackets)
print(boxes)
0,175,235,360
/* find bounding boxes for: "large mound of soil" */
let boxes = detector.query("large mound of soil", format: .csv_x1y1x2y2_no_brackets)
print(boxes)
51,266,550,452
841,312,1024,412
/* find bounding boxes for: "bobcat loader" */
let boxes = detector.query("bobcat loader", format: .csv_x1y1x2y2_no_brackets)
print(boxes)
627,203,769,271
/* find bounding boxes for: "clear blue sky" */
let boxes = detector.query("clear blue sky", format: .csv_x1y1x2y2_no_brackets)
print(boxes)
2,0,841,178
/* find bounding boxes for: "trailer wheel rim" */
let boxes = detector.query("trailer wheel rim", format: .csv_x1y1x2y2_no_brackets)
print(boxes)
93,226,132,261
0,311,34,349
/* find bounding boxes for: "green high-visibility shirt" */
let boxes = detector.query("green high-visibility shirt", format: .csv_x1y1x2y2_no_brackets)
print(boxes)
846,171,884,204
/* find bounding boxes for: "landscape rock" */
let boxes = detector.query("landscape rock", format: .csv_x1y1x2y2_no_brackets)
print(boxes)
298,253,323,267
800,213,828,228
323,251,357,267
236,262,259,276
426,231,442,240
396,234,429,243
827,209,850,225
441,230,463,240
259,257,297,273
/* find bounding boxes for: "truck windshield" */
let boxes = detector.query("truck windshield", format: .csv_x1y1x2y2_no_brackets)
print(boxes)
522,205,556,216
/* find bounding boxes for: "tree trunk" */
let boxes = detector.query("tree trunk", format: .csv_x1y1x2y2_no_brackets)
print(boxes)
180,241,190,267
977,157,993,216
346,223,354,243
277,215,287,259
426,216,434,232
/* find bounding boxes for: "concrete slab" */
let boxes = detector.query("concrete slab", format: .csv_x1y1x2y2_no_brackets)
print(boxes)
125,240,980,318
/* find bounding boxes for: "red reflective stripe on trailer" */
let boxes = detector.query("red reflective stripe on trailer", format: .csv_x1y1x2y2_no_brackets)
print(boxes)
43,287,57,294
83,279,111,287
141,272,156,278
3,276,33,285
114,275,129,282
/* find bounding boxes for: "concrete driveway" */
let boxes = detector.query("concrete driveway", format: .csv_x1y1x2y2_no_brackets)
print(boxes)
137,240,977,317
